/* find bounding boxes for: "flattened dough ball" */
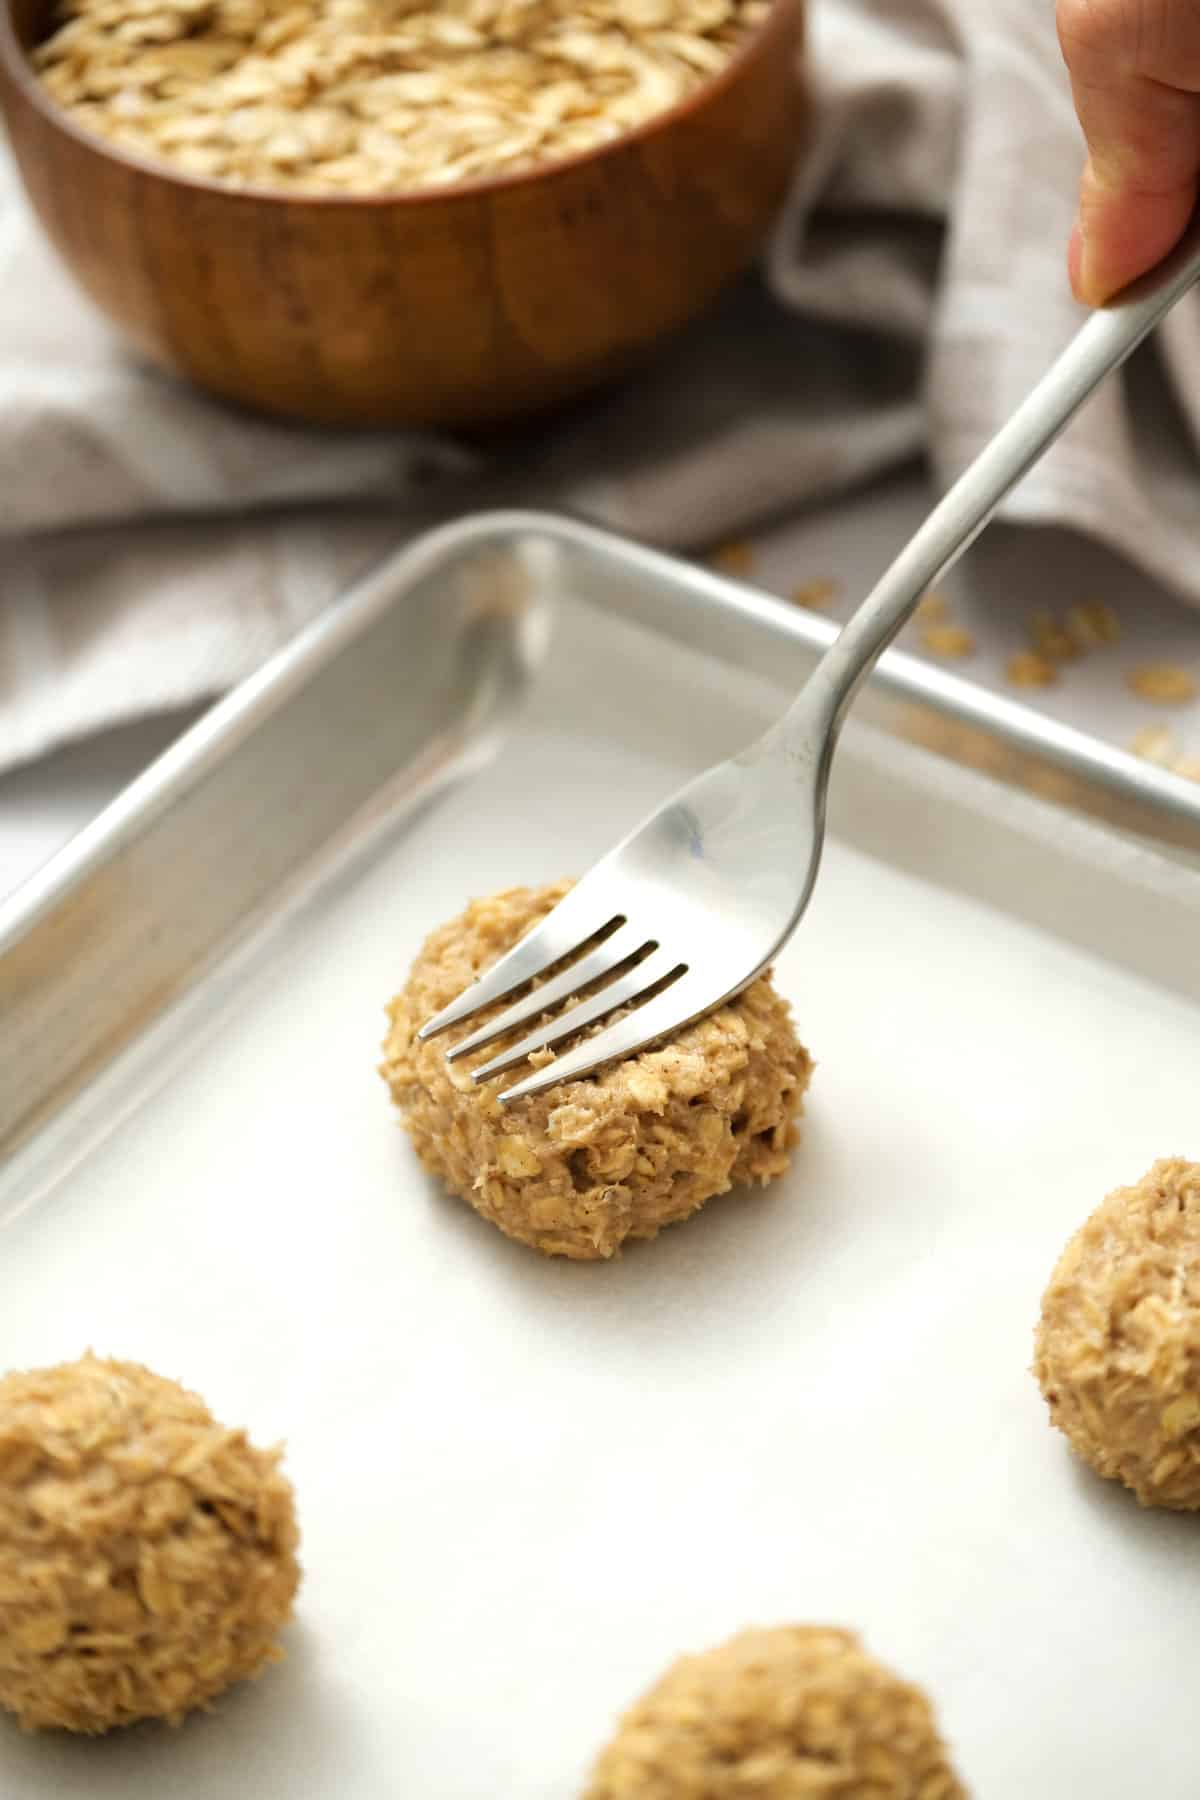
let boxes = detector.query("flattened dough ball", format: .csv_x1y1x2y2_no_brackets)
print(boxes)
0,1354,301,1732
381,882,813,1260
1035,1157,1200,1509
583,1625,967,1798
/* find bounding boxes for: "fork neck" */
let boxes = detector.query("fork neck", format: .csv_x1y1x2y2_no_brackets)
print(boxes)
775,217,1200,763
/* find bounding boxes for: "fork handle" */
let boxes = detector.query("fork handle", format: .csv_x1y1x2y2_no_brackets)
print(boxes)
781,215,1200,759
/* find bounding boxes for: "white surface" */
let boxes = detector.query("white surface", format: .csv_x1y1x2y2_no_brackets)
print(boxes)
2,596,1200,1799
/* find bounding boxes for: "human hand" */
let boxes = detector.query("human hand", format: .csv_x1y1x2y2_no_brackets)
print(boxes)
1058,0,1200,304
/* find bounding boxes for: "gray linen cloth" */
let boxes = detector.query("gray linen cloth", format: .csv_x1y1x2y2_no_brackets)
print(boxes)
3,0,1200,771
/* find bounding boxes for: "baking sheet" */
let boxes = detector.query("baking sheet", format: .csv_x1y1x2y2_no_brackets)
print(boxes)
5,513,1200,1193
3,590,1200,1797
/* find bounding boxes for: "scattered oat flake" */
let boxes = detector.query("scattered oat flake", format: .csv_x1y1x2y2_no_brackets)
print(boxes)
709,540,754,576
1065,599,1121,648
1126,664,1198,705
789,578,837,610
920,624,975,660
1027,609,1080,663
1006,651,1058,689
914,590,948,623
1129,724,1177,766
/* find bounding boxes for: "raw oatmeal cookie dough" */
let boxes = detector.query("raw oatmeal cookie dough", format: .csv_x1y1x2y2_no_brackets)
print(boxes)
583,1625,967,1798
380,882,812,1260
0,1353,301,1732
1035,1157,1200,1509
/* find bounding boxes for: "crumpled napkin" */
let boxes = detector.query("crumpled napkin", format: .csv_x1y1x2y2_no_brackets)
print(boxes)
3,0,1200,771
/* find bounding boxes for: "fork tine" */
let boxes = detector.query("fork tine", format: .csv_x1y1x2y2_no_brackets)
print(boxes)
470,948,682,1084
417,889,622,1041
446,924,648,1062
497,977,707,1104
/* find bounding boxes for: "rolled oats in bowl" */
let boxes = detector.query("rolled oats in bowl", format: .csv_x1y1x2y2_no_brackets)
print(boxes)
33,0,770,193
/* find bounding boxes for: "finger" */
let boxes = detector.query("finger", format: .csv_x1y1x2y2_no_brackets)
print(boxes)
1058,0,1200,303
1070,76,1200,304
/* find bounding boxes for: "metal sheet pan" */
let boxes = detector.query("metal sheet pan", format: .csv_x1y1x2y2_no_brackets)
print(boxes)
3,509,1199,1183
1,510,1199,1797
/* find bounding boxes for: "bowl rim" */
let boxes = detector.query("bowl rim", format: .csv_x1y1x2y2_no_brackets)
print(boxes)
0,0,800,208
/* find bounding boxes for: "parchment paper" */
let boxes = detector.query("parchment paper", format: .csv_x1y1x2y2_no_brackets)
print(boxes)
2,597,1198,1797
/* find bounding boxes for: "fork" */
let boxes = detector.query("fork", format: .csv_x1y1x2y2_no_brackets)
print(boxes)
421,224,1200,1103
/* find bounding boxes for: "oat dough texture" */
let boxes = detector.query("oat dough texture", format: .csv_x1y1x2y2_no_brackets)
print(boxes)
583,1625,968,1798
381,882,812,1259
1035,1157,1200,1510
0,1354,300,1732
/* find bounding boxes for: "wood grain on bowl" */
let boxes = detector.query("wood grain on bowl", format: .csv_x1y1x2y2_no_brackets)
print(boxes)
0,0,806,429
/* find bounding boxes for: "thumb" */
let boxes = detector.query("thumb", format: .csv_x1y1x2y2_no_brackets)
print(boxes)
1059,2,1200,305
1073,121,1200,306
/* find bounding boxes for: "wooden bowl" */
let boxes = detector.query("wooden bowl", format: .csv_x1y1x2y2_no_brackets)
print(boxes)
0,0,806,429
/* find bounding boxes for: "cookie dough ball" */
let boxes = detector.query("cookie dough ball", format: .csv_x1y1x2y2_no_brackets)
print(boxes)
0,1353,300,1732
1035,1157,1200,1509
381,882,813,1260
584,1625,967,1798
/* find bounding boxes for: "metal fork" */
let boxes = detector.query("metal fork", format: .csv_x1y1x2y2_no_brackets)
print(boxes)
421,226,1200,1102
